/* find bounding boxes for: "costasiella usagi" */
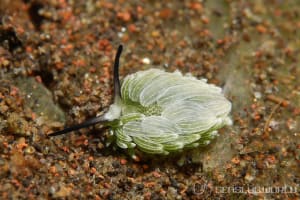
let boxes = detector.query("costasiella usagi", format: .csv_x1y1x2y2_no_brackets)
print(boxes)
49,45,232,155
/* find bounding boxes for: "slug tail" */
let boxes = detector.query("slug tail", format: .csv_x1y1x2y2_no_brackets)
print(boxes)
114,45,123,102
48,115,106,136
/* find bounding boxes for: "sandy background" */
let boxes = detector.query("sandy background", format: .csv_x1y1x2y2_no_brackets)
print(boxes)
0,0,299,199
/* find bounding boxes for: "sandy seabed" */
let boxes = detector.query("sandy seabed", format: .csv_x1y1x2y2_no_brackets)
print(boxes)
0,0,299,199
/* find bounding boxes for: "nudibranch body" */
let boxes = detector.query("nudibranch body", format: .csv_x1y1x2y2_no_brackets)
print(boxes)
105,68,232,154
49,45,232,155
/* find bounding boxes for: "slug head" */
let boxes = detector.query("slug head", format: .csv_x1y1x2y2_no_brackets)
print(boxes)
48,45,124,136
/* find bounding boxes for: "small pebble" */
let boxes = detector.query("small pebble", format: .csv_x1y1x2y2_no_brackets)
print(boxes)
142,57,151,65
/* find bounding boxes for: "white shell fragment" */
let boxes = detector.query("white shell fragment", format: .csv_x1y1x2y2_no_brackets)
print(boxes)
142,57,151,64
109,69,232,155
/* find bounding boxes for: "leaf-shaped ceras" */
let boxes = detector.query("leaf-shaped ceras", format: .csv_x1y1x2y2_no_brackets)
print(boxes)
49,45,232,155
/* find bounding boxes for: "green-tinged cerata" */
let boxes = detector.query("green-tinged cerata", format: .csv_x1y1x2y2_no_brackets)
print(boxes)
49,45,232,155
